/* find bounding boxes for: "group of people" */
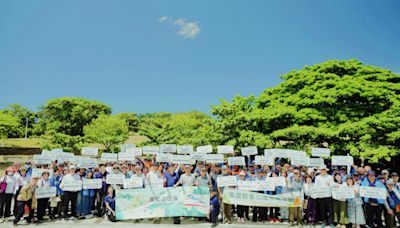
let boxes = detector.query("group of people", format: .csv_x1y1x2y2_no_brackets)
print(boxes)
0,155,399,228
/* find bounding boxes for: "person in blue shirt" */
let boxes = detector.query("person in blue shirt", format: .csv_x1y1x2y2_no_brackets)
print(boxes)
385,179,399,228
49,169,63,219
94,165,108,217
82,171,96,217
209,189,219,227
164,165,179,187
104,186,116,222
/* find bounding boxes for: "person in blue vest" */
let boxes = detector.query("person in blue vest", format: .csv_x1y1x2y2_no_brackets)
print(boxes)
82,170,96,218
361,170,393,228
385,179,400,228
209,189,219,227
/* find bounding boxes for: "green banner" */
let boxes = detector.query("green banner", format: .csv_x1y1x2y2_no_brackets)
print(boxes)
223,188,302,207
116,186,210,220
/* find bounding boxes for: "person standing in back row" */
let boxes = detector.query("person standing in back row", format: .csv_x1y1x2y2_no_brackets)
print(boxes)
60,165,80,220
314,165,334,227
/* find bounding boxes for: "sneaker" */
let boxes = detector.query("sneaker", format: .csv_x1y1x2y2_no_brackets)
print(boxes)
211,223,218,227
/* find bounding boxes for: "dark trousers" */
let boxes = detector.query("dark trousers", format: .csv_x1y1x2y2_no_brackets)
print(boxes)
63,191,78,218
364,203,383,228
0,193,13,218
306,198,318,224
13,187,21,216
269,207,280,219
318,197,333,225
210,207,219,224
252,206,267,222
13,200,34,224
37,198,49,220
237,205,248,218
95,191,106,216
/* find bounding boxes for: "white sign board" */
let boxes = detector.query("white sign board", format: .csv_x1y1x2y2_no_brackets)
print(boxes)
160,144,177,153
217,176,237,187
82,179,102,189
177,145,194,154
217,145,234,154
309,158,324,167
56,152,75,163
78,157,98,168
228,156,245,166
146,178,164,188
311,148,330,157
254,156,274,166
31,169,53,178
143,146,159,155
123,177,144,189
331,156,354,166
273,149,306,158
190,152,206,162
268,177,287,187
332,187,355,200
101,152,118,162
359,186,387,200
311,186,332,198
35,187,57,199
241,146,258,156
196,145,213,153
291,156,310,166
33,154,53,165
62,179,82,191
205,154,224,164
81,147,98,157
156,153,171,163
106,174,125,185
237,180,274,191
126,147,143,157
171,155,192,164
118,152,135,161
119,144,135,153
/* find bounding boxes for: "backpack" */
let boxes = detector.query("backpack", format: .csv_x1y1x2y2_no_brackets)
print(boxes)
0,176,7,194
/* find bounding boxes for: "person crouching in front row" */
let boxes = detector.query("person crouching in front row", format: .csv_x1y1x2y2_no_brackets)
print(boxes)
209,189,219,227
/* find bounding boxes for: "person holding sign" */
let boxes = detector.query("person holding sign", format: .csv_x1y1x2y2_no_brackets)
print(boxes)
345,176,365,227
287,168,304,227
332,172,349,228
385,179,400,228
12,177,39,226
314,165,334,227
60,165,80,219
82,171,96,218
304,175,317,227
361,170,392,228
251,169,267,223
236,171,249,223
36,171,52,222
217,165,233,224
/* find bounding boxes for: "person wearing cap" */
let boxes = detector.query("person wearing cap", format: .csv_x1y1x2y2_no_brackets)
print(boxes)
251,169,267,223
121,165,131,179
12,177,39,225
314,165,334,227
288,168,304,227
0,167,17,223
361,170,393,228
60,165,80,219
390,172,399,189
13,166,30,217
382,170,390,182
217,165,233,224
164,165,179,187
174,165,195,187
236,171,249,223
94,164,108,217
209,189,219,227
385,179,400,228
195,167,211,188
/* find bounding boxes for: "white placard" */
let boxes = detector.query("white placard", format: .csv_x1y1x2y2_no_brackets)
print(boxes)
291,156,310,166
120,144,135,153
237,180,275,191
56,152,75,163
32,154,53,165
196,145,213,153
146,178,164,188
332,186,355,200
171,155,191,164
143,146,159,155
177,145,194,154
217,176,237,187
331,156,354,166
190,152,206,161
311,148,330,157
309,158,324,167
254,156,274,166
160,144,177,153
31,169,53,178
106,174,125,185
156,153,171,163
205,154,224,164
101,152,118,162
241,146,258,156
264,149,276,158
35,187,57,199
217,145,234,154
311,186,332,198
126,147,142,157
78,157,98,168
269,177,287,187
62,179,82,191
81,147,98,157
273,149,306,158
123,177,144,189
82,179,102,189
118,152,135,161
51,148,64,153
228,156,245,166
359,186,387,200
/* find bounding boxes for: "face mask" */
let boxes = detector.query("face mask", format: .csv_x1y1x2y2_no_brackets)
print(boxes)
7,172,14,176
25,165,30,169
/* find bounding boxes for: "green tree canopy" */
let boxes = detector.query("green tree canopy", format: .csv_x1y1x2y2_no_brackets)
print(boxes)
115,112,139,132
0,112,20,139
1,104,36,138
84,115,129,152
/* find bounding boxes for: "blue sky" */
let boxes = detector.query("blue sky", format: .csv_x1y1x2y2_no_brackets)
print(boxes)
1,0,399,114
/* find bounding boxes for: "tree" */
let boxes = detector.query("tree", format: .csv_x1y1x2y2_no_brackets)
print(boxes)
1,104,37,138
84,115,129,152
115,112,139,132
35,97,112,152
0,112,20,139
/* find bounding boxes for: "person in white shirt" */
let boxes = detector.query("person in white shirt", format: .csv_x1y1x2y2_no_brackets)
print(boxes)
175,165,195,187
314,165,334,227
36,171,51,222
60,165,80,219
0,167,18,222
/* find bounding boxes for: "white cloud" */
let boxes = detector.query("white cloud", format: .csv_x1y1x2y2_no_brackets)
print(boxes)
158,16,201,39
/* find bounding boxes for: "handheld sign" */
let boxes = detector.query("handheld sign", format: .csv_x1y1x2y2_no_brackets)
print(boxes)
126,147,143,157
228,156,245,166
291,156,310,166
217,145,234,154
120,144,135,153
81,147,98,157
79,157,98,169
311,148,330,157
160,144,177,153
56,152,75,163
35,187,57,199
32,154,53,165
331,156,354,166
205,154,224,164
123,177,144,189
190,152,206,162
118,151,135,161
359,186,387,200
332,187,355,200
254,156,274,166
196,145,213,153
241,146,258,156
83,179,102,189
171,155,192,164
217,176,237,187
62,179,82,191
101,152,118,162
311,186,331,199
177,145,194,154
156,153,171,163
143,146,159,155
268,177,287,187
309,158,324,167
106,174,125,185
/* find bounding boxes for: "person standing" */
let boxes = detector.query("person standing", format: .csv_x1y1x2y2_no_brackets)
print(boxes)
36,171,52,222
288,168,304,227
332,172,349,228
314,165,334,227
60,165,80,219
217,165,233,224
0,167,18,223
209,189,219,227
304,175,317,227
13,177,39,225
94,164,107,217
345,176,365,228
